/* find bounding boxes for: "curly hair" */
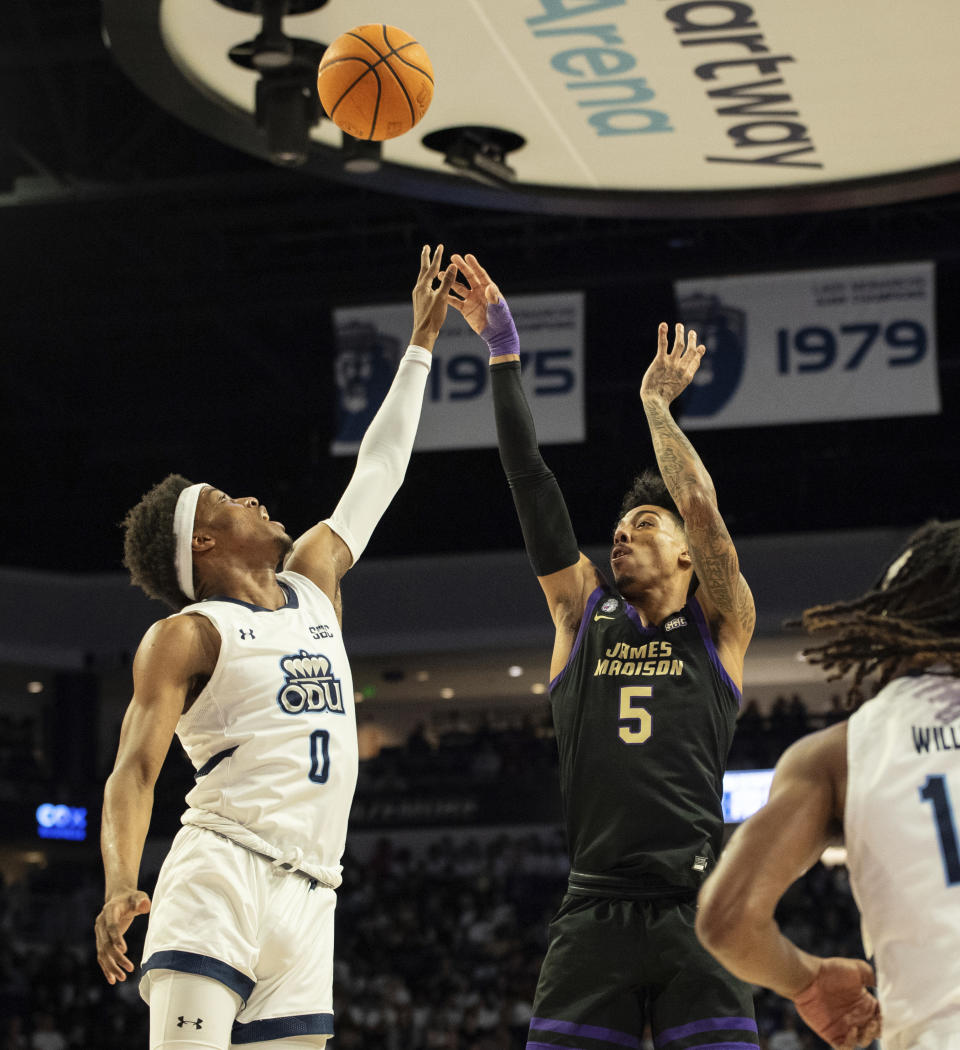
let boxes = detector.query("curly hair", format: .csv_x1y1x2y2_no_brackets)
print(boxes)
616,469,683,530
798,519,960,707
121,473,195,611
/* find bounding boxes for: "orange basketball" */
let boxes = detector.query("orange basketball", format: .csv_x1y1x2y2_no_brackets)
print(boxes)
317,24,434,142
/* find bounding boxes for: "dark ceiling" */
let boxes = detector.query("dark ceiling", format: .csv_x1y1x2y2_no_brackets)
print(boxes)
3,1,960,576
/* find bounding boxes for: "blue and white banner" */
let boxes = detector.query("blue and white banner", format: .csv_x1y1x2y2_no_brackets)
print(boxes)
673,262,939,429
331,292,584,454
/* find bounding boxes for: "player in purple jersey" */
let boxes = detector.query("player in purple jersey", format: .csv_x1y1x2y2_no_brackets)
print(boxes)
447,254,758,1050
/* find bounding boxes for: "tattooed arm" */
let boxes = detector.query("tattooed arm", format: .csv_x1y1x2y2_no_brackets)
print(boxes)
640,322,755,685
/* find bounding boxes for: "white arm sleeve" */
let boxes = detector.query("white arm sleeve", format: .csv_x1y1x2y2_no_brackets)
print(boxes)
322,345,432,564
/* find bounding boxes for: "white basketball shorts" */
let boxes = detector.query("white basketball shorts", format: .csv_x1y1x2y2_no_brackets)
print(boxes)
140,825,336,1044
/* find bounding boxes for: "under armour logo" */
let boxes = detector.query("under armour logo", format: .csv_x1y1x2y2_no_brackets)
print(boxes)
239,628,256,640
177,1017,203,1029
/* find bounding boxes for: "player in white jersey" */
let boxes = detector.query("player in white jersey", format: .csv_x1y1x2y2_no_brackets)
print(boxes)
94,245,460,1050
696,519,960,1050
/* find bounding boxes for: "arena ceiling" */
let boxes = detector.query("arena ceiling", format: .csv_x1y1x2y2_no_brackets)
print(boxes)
106,0,960,216
2,0,960,584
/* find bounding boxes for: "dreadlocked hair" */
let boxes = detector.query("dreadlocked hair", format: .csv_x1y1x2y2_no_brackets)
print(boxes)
121,473,195,611
617,469,683,530
797,519,960,708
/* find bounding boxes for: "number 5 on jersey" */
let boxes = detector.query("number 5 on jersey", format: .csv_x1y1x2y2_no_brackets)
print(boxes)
619,686,652,744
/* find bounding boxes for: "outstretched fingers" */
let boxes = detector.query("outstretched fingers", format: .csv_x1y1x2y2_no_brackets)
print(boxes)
656,322,703,359
686,327,704,357
445,260,472,309
428,243,445,281
437,260,460,297
672,322,686,356
417,243,431,278
658,322,705,360
464,254,502,302
449,253,480,287
450,253,502,302
417,243,445,284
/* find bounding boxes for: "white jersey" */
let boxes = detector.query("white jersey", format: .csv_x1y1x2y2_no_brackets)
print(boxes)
845,673,960,1043
173,570,358,888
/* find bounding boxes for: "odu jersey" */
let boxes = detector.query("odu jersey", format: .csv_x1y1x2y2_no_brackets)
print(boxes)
551,586,741,894
174,570,358,888
845,673,960,1042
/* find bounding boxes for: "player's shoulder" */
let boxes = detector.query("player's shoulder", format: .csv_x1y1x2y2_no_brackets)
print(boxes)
776,721,848,786
136,611,220,674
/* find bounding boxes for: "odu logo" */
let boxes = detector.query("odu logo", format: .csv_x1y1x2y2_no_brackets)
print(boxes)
276,650,345,715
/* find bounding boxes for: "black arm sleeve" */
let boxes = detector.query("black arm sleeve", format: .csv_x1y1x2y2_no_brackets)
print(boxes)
490,360,580,576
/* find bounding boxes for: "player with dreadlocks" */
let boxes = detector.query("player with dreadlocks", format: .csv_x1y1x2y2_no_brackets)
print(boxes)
800,518,960,702
697,520,960,1050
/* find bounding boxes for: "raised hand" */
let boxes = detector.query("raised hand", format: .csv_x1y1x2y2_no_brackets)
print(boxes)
447,253,504,334
95,888,151,984
410,244,460,351
640,322,706,406
448,253,518,358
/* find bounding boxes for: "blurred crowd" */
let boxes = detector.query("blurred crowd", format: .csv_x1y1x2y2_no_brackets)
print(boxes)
0,694,866,1050
1,834,864,1050
357,692,844,796
0,713,43,786
1,693,847,792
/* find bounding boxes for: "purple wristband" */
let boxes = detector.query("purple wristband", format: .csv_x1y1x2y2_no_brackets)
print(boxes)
482,296,520,359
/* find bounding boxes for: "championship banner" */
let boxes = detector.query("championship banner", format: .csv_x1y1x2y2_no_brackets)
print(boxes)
673,262,939,429
331,292,584,454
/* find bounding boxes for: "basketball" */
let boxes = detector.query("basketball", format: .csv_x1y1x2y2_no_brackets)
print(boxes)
317,24,434,142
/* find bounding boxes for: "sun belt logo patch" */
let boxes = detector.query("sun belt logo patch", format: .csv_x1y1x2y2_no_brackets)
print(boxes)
663,616,687,631
276,650,345,714
600,598,619,614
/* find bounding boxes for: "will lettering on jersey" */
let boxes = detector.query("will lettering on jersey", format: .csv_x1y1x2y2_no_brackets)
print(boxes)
276,650,345,714
912,724,960,753
595,640,683,679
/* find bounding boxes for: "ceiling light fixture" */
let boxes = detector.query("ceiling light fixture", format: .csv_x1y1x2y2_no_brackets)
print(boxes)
422,126,524,187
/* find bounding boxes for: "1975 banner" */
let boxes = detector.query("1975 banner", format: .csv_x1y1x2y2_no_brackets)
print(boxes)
331,292,584,454
673,262,939,429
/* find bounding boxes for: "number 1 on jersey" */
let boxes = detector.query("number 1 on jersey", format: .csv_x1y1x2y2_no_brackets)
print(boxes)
619,686,652,744
919,774,960,886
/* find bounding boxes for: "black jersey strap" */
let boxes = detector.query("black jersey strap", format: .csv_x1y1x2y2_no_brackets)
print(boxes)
491,360,580,577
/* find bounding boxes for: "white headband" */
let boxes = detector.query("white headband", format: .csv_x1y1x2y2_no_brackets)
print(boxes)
173,483,208,601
